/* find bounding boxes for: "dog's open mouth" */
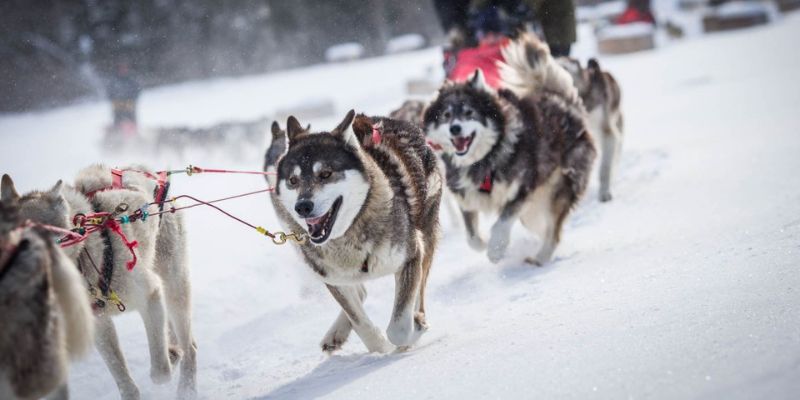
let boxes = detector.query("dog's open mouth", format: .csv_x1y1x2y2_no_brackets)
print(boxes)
305,197,343,244
451,132,476,156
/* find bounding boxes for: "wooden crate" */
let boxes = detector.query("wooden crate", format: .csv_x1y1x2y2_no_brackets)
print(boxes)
598,33,655,55
703,13,768,32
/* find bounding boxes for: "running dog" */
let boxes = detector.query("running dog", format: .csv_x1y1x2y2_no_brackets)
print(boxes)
1,167,196,400
423,33,596,265
558,57,624,202
270,111,441,353
0,201,94,400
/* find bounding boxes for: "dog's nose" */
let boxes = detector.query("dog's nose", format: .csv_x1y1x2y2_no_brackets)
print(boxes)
295,200,315,217
450,125,462,135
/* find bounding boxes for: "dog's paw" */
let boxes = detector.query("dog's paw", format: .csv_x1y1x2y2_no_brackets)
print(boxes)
387,317,425,348
320,334,347,353
150,363,172,385
467,235,487,251
599,191,613,202
487,236,509,263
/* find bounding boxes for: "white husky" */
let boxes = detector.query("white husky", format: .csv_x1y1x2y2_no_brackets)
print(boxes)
2,165,196,400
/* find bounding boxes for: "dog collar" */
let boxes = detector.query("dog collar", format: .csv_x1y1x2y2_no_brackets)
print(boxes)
85,168,125,199
479,172,493,193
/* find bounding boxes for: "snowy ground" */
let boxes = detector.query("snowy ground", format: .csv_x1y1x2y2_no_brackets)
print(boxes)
1,12,800,400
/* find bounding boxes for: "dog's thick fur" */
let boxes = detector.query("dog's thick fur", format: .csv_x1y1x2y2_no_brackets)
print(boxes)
263,121,287,188
0,202,94,400
558,57,624,202
423,33,596,265
270,111,441,353
2,167,196,400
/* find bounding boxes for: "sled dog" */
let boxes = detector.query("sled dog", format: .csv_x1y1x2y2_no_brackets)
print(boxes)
559,57,624,202
423,33,596,265
2,167,196,400
0,201,94,400
270,111,441,353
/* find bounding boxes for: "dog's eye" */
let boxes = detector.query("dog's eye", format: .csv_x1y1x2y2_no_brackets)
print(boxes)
443,111,452,119
318,170,332,180
288,176,299,186
464,109,473,118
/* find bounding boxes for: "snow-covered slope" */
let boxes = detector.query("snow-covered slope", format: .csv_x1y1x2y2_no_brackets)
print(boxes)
1,14,799,400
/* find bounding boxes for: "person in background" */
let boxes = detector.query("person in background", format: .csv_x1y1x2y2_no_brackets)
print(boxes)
107,62,141,137
432,0,576,58
616,0,656,25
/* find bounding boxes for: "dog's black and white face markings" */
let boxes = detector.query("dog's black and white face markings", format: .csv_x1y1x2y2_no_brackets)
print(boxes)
276,111,370,245
423,69,504,166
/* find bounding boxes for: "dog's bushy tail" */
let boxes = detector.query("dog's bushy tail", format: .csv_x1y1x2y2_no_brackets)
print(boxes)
499,33,580,104
50,244,94,359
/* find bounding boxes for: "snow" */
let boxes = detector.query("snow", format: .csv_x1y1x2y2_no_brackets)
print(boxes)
324,42,366,63
712,1,771,18
2,13,800,400
385,34,427,54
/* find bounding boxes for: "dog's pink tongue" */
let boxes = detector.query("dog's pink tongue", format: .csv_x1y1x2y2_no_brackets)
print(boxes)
453,137,470,152
306,215,325,225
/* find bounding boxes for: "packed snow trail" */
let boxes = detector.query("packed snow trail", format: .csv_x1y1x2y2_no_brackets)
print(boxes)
1,14,799,400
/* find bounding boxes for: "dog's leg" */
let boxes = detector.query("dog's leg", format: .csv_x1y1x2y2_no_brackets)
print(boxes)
528,195,571,266
387,236,425,347
94,317,140,400
461,210,486,251
487,216,515,263
326,284,394,353
320,284,364,353
161,262,197,397
488,192,530,263
140,285,172,385
599,116,620,202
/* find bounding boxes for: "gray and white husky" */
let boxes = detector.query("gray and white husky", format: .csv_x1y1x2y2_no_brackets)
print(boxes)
558,57,624,202
423,33,596,265
270,111,442,353
0,201,94,400
1,167,196,400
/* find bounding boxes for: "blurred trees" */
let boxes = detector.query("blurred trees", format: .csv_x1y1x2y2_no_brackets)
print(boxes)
0,0,441,112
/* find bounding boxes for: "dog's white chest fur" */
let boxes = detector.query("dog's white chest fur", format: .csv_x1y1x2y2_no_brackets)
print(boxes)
455,172,522,213
312,240,408,285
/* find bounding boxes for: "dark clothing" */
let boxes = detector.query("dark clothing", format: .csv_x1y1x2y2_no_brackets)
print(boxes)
107,75,141,125
433,0,576,53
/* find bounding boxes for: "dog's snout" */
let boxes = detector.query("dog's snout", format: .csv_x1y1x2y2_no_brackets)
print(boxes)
295,199,314,217
450,125,462,135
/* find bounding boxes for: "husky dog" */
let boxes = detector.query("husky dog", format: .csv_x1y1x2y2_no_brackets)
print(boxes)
270,111,441,353
558,57,624,202
1,168,196,400
423,33,596,265
0,201,94,400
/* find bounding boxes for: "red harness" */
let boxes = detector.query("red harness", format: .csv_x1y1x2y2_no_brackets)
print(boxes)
479,172,493,193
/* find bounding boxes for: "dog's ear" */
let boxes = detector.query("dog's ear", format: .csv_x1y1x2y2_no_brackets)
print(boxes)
586,58,603,83
1,174,20,201
331,109,358,148
49,180,63,196
469,69,491,92
286,116,306,144
352,114,375,147
270,121,283,139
